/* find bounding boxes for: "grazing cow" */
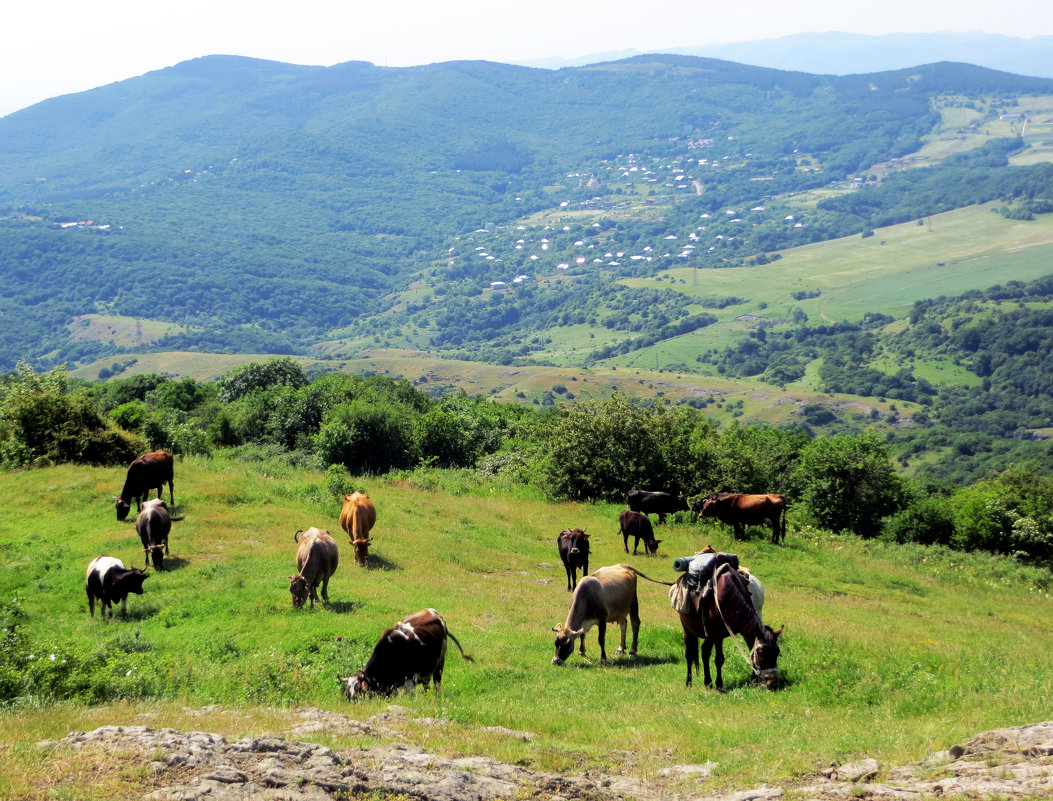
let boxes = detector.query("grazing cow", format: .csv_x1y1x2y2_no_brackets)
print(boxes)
136,498,171,571
557,528,590,591
627,489,689,524
85,555,149,618
289,527,339,608
698,493,787,543
340,491,376,567
619,509,662,556
552,564,670,665
340,608,472,699
116,451,174,521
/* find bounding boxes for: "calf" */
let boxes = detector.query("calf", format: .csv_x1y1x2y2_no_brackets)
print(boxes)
619,509,662,556
552,564,641,665
116,450,174,521
85,555,149,618
557,528,590,591
698,493,787,543
289,527,339,608
340,608,472,699
627,489,688,524
136,498,171,571
340,491,376,567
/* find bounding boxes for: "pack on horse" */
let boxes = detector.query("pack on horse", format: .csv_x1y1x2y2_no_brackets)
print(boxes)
677,560,783,690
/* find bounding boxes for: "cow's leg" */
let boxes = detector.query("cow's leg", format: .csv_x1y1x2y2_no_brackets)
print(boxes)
565,565,574,592
87,588,95,618
684,631,698,687
119,596,128,616
622,531,629,553
632,537,639,555
701,638,714,687
596,620,608,663
615,619,627,655
433,655,446,692
321,575,330,605
628,598,640,656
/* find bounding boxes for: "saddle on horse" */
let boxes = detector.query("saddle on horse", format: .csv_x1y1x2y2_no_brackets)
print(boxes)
669,552,742,636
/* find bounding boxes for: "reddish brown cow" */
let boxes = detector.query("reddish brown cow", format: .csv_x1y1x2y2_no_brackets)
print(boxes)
116,451,174,521
698,493,787,543
340,492,376,566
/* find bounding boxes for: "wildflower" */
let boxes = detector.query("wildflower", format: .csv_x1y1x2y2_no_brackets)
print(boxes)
126,669,133,676
49,654,56,661
336,636,342,641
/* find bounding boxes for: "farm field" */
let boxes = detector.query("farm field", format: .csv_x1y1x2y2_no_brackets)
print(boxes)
0,455,1050,798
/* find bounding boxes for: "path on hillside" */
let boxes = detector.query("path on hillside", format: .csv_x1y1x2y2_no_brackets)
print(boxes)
37,708,1052,801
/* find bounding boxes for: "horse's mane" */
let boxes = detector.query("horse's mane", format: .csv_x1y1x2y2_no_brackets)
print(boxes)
714,564,761,634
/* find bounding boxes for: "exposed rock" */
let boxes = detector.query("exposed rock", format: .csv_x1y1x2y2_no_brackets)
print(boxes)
43,718,1053,801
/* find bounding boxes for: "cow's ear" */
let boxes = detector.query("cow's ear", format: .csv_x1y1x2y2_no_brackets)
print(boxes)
772,625,784,638
582,530,589,537
572,629,586,640
288,575,297,580
551,625,561,633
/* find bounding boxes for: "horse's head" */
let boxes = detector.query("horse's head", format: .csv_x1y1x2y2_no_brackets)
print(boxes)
750,624,783,689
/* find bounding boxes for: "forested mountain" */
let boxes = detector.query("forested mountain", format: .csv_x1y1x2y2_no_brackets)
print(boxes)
2,54,1052,372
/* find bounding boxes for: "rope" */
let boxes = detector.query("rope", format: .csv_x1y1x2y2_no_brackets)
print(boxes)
711,563,759,677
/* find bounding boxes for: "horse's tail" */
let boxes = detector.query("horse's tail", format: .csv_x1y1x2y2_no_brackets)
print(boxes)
624,565,674,586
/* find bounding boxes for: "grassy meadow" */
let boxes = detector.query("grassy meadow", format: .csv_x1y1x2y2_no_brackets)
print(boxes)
0,454,1051,798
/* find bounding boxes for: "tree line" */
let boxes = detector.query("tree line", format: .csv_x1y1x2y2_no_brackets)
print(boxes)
1,358,1049,564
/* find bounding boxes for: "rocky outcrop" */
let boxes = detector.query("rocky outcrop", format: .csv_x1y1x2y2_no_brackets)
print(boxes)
38,712,1053,801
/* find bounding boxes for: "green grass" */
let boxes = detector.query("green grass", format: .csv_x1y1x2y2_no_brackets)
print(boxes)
1,455,1051,797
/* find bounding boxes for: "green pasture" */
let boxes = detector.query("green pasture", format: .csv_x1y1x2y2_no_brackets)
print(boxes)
1,456,1050,798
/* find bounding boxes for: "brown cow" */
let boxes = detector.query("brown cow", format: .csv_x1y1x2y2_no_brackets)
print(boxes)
116,451,174,521
619,509,662,556
340,492,376,567
136,498,171,571
289,527,339,608
698,493,787,543
557,528,590,591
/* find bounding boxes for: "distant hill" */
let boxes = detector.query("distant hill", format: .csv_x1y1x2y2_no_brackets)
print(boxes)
1,54,1053,374
526,32,1053,79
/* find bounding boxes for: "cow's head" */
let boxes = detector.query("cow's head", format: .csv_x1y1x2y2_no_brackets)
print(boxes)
750,624,783,690
145,544,165,571
697,497,719,519
551,624,585,665
352,537,371,567
123,568,149,594
340,671,375,700
115,497,131,521
644,538,663,556
288,574,309,608
560,528,588,555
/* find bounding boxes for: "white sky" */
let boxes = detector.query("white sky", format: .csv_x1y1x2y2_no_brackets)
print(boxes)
2,0,1052,118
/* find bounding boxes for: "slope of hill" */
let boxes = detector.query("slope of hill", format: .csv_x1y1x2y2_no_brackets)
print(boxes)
2,55,1053,372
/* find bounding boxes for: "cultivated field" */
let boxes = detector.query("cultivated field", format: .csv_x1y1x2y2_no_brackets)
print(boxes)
0,456,1050,798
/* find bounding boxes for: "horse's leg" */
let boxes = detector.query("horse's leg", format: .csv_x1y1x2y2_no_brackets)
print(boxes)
714,636,726,690
684,630,698,687
701,637,715,687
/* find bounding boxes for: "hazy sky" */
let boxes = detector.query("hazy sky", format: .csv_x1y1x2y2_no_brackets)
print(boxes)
2,0,1052,117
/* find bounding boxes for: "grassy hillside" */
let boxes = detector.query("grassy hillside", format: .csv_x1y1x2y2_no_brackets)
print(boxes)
1,455,1050,797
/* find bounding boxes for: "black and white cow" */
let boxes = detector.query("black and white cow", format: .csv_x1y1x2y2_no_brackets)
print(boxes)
340,608,472,699
85,555,149,618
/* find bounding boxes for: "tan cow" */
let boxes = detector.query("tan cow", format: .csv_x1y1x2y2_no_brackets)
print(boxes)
340,491,376,567
289,527,338,608
552,564,643,665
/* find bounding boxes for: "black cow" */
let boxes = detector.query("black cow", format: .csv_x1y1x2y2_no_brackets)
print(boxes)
136,499,171,570
619,509,662,556
340,608,472,699
85,555,149,618
116,451,174,521
557,528,590,591
627,489,689,524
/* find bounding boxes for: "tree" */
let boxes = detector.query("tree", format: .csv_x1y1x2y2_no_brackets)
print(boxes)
793,433,905,537
217,358,308,403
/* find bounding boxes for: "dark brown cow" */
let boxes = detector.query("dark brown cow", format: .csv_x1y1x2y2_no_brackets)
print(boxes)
557,528,590,591
698,493,787,543
340,608,472,699
340,491,376,567
619,509,662,556
85,555,149,618
136,498,171,571
116,451,174,521
627,489,688,524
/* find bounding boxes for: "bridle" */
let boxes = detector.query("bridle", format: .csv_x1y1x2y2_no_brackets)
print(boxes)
711,563,774,680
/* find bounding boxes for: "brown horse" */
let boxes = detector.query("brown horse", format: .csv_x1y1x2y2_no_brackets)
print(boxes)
678,563,783,690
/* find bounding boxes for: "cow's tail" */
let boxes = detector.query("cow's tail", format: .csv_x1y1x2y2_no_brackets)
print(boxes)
446,629,474,663
294,529,303,543
625,566,674,586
